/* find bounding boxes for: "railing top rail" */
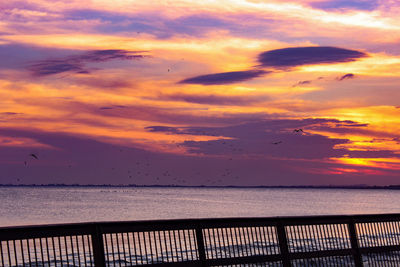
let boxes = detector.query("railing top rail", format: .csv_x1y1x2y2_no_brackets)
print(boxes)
2,212,400,228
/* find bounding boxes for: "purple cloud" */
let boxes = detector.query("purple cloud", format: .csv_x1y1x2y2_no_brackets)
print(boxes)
146,118,395,160
28,49,148,77
29,61,84,76
0,44,77,70
180,47,366,85
75,50,147,62
179,70,269,85
67,76,134,89
58,101,274,126
258,47,367,69
99,105,126,110
0,112,22,116
145,126,183,134
158,93,269,106
64,10,277,40
292,80,312,87
311,0,379,11
1,126,398,186
335,120,368,127
337,73,355,81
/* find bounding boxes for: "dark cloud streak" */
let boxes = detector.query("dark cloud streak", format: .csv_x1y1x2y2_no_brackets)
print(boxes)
311,0,379,11
337,73,355,81
258,47,367,69
179,70,268,85
292,80,312,87
99,105,126,110
29,61,84,76
29,49,148,77
159,93,269,106
179,46,366,86
0,112,23,116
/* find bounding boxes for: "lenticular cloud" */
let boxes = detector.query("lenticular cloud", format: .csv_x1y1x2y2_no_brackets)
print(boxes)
258,46,367,69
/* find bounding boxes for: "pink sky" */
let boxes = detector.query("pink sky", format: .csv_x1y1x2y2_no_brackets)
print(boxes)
0,0,400,185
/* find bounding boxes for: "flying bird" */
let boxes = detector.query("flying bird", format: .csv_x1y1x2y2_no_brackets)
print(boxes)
272,141,282,145
293,129,303,133
29,153,38,159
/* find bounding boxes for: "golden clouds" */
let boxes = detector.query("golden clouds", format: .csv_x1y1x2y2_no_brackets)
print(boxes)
1,0,400,181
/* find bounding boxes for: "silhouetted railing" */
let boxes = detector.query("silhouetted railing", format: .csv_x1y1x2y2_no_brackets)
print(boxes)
1,214,400,266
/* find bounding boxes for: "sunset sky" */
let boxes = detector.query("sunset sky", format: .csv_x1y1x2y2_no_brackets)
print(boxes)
1,0,399,186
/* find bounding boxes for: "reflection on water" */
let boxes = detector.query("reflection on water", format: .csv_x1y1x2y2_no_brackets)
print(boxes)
1,186,400,227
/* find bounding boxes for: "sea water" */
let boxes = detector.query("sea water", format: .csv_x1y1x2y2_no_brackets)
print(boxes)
1,186,400,227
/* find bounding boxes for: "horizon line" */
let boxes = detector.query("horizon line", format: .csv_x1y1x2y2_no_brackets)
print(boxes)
2,184,400,190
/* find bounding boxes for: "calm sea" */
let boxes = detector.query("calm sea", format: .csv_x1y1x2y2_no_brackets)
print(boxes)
1,186,400,227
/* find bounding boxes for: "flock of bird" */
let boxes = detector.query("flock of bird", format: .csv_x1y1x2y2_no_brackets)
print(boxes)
271,129,303,144
20,128,304,184
24,153,38,166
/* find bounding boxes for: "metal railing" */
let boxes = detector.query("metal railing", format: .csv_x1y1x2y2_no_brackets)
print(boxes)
1,214,400,266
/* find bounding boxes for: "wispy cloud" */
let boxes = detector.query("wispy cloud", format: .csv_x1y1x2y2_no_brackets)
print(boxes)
292,80,312,87
158,93,269,106
335,120,368,127
310,0,379,11
29,61,84,76
99,105,126,110
0,112,23,116
179,70,268,85
28,49,148,77
337,73,355,81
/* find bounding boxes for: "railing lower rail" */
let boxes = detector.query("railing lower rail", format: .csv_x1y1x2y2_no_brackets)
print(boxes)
1,214,400,266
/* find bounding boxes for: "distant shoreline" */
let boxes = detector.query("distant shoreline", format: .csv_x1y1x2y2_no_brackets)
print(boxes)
2,184,400,190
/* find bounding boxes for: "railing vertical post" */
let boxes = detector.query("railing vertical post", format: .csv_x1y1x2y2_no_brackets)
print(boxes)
91,224,106,267
348,219,363,267
195,225,207,267
276,222,291,267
